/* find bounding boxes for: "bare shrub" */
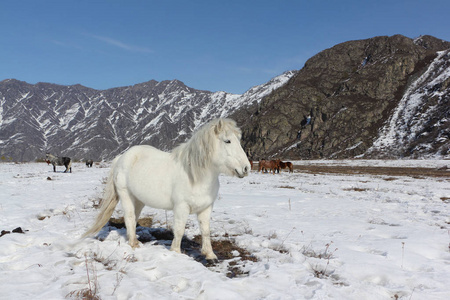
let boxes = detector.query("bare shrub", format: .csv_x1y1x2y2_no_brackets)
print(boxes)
67,254,100,300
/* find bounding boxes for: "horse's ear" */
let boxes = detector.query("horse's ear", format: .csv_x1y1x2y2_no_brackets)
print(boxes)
214,119,223,135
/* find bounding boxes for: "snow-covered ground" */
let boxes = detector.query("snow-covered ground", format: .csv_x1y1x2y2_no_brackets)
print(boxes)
1,161,449,300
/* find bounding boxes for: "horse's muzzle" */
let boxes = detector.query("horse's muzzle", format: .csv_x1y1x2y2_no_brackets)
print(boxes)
235,166,249,178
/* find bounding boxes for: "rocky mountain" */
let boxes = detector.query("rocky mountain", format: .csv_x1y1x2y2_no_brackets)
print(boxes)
1,35,448,162
0,72,294,161
238,35,450,160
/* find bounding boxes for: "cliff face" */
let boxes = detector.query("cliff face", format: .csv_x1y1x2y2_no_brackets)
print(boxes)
238,35,450,159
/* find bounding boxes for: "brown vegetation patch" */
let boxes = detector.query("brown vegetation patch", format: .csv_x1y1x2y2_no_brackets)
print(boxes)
278,185,296,189
293,164,450,178
441,197,450,203
343,187,370,192
108,217,154,229
383,177,398,181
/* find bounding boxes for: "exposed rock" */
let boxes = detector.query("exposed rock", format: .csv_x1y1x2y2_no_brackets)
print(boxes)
237,35,450,159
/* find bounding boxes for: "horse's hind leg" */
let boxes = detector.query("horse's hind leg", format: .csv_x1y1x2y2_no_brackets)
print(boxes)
134,200,145,225
117,190,139,248
197,206,217,261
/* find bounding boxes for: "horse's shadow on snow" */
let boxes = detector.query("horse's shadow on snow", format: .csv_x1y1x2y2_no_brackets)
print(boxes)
95,217,257,274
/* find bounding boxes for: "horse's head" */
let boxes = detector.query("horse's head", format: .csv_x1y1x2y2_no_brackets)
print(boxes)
172,118,251,182
211,119,251,178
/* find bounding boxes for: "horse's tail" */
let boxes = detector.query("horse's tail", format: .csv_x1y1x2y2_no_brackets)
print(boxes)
82,157,120,238
287,162,293,173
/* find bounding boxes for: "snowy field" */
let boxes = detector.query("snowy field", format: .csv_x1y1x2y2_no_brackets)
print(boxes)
0,161,449,300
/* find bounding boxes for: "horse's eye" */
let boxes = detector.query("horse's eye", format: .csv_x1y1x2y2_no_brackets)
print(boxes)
224,139,231,144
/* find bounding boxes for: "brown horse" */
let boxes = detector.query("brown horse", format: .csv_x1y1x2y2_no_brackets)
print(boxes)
276,159,294,173
258,159,279,174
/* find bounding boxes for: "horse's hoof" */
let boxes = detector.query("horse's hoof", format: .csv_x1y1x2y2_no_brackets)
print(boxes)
130,241,141,249
206,258,219,264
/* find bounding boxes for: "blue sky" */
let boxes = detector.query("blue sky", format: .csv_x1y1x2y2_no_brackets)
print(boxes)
1,1,449,94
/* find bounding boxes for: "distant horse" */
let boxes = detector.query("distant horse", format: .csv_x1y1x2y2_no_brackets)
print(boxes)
258,159,268,173
258,159,279,174
276,159,294,173
83,118,250,261
85,159,94,167
45,153,72,173
249,159,253,170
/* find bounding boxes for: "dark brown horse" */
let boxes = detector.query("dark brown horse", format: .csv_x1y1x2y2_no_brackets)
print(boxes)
258,159,279,174
85,159,94,167
276,159,294,173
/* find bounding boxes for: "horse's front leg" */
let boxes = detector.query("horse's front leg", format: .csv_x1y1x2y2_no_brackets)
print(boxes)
170,205,189,254
197,206,218,262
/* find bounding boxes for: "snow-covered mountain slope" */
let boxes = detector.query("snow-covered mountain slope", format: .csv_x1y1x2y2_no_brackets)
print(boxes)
0,71,295,161
367,49,450,158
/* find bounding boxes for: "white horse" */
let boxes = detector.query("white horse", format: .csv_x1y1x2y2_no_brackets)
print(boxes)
83,118,251,261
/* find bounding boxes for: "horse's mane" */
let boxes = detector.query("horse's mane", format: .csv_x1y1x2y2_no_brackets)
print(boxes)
171,118,241,183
